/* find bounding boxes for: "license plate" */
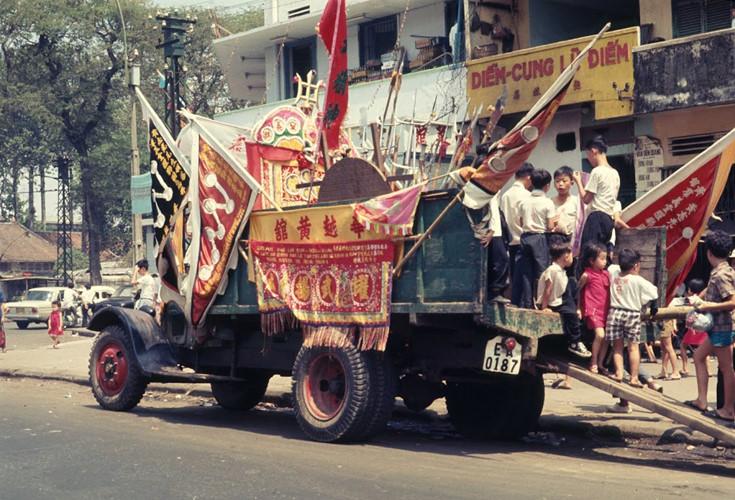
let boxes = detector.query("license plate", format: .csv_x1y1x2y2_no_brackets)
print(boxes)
482,337,522,375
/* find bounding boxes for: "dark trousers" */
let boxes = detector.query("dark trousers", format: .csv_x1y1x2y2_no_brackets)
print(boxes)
488,236,509,297
82,305,90,327
509,244,521,304
716,353,735,412
515,232,550,308
579,211,614,252
551,278,581,345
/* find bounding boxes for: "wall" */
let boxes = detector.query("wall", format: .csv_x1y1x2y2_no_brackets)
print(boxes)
529,0,605,46
639,0,673,40
526,109,583,171
401,3,448,61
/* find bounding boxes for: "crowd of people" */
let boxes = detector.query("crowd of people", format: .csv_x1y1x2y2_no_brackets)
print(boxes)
475,135,735,424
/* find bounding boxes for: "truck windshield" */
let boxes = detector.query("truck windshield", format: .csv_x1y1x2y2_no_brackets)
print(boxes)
26,290,53,301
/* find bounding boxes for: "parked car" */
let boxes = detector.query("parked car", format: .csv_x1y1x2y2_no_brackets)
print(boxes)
90,285,135,313
3,287,79,329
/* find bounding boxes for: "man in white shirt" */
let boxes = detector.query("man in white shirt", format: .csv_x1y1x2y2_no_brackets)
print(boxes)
479,195,510,302
131,259,158,311
515,169,557,308
500,163,533,304
573,136,620,256
80,284,96,326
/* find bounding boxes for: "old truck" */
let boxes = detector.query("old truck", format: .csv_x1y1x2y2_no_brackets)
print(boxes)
86,187,664,443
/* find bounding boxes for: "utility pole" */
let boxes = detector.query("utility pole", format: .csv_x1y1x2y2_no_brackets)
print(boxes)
156,12,196,137
129,55,143,263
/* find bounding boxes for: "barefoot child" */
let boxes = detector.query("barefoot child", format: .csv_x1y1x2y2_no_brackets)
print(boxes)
537,243,592,359
48,300,63,348
577,242,610,373
679,279,707,377
606,249,659,386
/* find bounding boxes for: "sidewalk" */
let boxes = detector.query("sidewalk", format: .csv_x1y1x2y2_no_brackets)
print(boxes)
0,338,723,446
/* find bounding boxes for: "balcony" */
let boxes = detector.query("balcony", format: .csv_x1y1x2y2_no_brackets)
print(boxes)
634,28,735,114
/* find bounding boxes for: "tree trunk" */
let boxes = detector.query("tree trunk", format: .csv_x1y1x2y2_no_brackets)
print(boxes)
79,157,103,284
11,163,18,220
27,164,35,229
40,166,46,230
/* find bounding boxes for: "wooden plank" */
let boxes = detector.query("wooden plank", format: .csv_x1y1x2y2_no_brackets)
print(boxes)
544,357,735,446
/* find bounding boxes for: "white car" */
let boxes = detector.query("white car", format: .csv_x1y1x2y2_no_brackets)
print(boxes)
3,287,79,329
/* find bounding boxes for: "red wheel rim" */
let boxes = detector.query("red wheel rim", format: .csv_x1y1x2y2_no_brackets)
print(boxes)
95,340,129,396
303,353,347,421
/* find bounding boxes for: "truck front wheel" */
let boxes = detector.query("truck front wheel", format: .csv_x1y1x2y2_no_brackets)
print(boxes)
89,326,148,411
446,372,544,440
211,375,271,411
292,344,371,442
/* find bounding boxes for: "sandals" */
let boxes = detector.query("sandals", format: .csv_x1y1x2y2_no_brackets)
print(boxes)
552,379,572,390
607,374,624,383
589,365,599,374
703,410,735,423
628,380,644,388
684,400,710,413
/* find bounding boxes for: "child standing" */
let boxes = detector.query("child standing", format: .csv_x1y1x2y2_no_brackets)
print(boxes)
537,243,592,359
679,279,708,376
48,300,63,349
516,169,557,308
577,242,610,373
551,166,578,245
606,249,659,386
688,230,735,422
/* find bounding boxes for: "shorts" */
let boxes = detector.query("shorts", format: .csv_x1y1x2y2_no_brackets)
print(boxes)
606,308,641,344
659,319,676,339
707,331,735,348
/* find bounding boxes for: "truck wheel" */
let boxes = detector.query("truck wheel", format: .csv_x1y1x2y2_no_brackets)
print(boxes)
16,321,28,330
89,326,148,411
354,352,396,440
446,372,544,440
292,345,371,443
211,375,271,411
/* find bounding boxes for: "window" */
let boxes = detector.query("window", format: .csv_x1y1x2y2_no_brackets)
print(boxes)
672,0,732,37
359,16,398,66
284,38,316,99
555,132,577,152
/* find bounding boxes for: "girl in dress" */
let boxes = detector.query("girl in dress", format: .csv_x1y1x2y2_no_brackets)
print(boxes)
48,300,63,349
577,242,610,373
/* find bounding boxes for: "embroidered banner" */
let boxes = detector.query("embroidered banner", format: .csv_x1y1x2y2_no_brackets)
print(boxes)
249,204,393,350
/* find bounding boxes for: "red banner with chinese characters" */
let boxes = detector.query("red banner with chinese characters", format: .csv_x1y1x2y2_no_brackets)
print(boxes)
189,136,254,327
316,0,348,151
623,135,735,302
249,204,393,351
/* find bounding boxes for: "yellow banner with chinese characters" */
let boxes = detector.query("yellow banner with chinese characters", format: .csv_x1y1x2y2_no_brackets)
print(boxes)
249,204,394,351
467,27,639,120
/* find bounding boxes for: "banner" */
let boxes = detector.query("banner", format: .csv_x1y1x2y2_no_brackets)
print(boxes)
249,204,393,351
623,128,735,302
130,173,153,215
353,182,425,236
462,23,610,209
136,89,190,246
316,0,348,150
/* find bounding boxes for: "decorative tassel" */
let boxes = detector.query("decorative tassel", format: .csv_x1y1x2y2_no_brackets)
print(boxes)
357,326,390,351
302,325,356,349
261,310,298,335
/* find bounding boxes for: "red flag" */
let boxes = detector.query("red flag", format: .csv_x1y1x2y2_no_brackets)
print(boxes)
622,130,735,302
462,23,610,209
316,0,348,150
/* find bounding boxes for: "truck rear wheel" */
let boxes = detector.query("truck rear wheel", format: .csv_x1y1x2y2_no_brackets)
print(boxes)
292,344,371,442
211,375,271,411
353,352,396,440
89,326,148,411
446,372,544,440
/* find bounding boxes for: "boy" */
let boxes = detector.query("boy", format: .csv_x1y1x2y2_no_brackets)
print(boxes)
515,169,556,308
606,249,659,386
551,166,578,245
573,136,620,253
501,163,534,304
131,259,158,311
689,230,735,422
537,243,591,358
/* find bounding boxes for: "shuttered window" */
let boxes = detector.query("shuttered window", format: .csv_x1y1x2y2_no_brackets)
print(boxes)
672,0,732,37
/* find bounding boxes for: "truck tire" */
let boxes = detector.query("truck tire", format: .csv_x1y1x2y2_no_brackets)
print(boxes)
292,344,371,443
354,352,396,440
16,321,29,330
211,375,271,411
446,372,544,440
89,325,148,411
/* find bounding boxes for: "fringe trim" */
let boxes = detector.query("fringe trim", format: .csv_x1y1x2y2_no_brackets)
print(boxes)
301,324,391,351
261,310,299,335
355,212,414,237
357,326,390,351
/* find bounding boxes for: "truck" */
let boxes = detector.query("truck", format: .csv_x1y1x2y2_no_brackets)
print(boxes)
86,187,665,443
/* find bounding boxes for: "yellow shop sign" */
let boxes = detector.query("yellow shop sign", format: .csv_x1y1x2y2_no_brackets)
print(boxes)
467,27,639,120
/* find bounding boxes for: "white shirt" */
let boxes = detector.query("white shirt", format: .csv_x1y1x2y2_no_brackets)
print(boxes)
519,190,555,234
608,265,659,311
488,195,502,235
585,164,620,215
553,194,579,236
536,262,568,308
80,289,96,306
500,181,531,246
136,274,158,302
609,200,623,245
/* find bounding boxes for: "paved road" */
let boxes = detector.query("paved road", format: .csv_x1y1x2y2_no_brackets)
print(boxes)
1,378,733,500
1,323,87,351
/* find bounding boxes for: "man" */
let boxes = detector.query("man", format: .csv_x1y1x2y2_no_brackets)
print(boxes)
500,162,534,304
80,284,95,327
131,259,157,311
573,136,620,256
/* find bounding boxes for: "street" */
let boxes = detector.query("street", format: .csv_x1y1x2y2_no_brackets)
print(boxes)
1,377,733,500
2,323,86,351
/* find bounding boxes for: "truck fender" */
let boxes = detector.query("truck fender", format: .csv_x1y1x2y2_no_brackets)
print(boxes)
88,307,177,375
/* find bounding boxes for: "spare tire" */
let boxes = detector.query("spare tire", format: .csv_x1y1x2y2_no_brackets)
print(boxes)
211,374,271,411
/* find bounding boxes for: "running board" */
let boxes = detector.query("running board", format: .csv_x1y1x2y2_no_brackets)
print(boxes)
147,366,244,384
538,357,735,447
